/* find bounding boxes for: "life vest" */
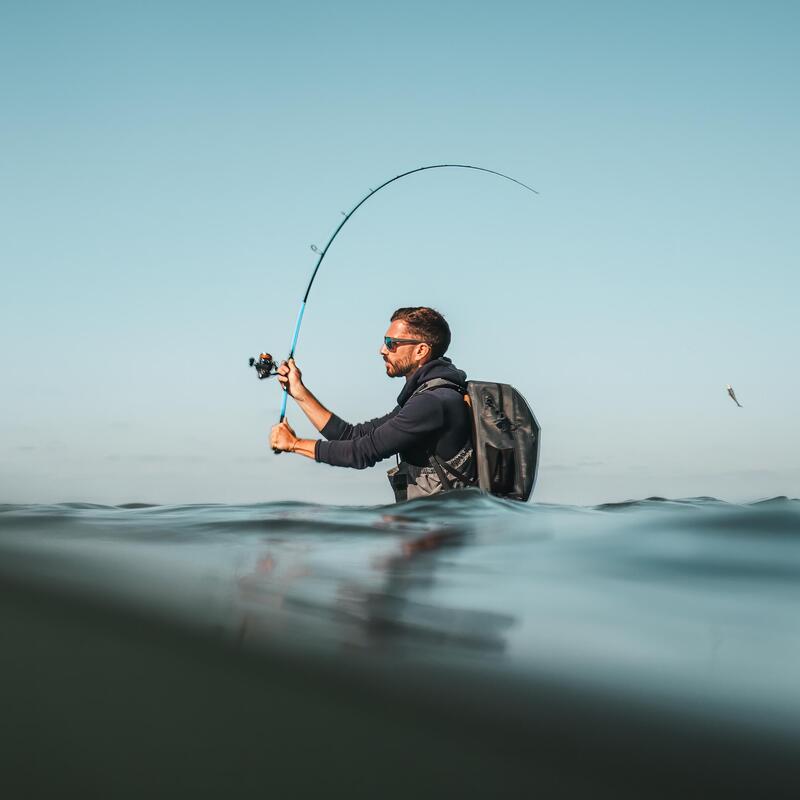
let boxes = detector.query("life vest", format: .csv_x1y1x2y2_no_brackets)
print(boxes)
386,379,541,502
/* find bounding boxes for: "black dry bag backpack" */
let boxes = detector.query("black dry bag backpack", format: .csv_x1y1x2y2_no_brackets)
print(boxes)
465,381,540,502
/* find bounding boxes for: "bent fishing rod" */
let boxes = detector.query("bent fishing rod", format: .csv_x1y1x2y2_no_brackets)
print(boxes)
248,163,538,427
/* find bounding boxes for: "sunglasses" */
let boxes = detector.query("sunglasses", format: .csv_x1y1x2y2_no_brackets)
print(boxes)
384,336,425,352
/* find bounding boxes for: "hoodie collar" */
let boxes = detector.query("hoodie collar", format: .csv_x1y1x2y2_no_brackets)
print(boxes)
396,357,468,407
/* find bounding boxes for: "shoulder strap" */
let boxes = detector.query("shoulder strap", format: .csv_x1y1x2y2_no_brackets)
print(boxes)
413,378,476,488
410,378,466,399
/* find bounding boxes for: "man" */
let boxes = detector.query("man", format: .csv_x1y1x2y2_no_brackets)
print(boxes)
269,306,474,500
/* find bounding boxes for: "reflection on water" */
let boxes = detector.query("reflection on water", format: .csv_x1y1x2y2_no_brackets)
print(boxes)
2,493,800,672
2,492,800,704
233,501,515,654
1,492,800,797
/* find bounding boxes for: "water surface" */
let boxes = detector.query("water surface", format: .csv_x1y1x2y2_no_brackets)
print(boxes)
1,491,799,797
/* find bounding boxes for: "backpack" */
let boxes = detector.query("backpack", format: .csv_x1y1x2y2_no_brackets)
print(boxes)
414,379,541,502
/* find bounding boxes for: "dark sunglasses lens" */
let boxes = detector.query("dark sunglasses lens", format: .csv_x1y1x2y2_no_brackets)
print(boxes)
384,338,398,352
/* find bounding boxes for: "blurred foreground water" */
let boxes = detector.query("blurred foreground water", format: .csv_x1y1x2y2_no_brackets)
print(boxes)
1,490,799,798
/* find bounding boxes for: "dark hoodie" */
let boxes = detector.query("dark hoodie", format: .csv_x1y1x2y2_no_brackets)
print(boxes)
315,358,471,470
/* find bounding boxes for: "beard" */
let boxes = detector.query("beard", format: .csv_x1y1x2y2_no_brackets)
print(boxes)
384,353,416,377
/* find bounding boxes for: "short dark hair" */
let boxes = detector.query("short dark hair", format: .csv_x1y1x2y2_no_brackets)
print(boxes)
391,307,451,359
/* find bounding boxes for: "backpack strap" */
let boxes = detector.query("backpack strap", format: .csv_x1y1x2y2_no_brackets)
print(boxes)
411,379,477,488
428,455,453,490
429,454,476,486
410,378,466,399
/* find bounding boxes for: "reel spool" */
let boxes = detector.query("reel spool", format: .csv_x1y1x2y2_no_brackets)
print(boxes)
248,353,278,380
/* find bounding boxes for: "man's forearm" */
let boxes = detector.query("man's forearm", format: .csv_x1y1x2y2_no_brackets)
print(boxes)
288,438,318,459
292,388,332,433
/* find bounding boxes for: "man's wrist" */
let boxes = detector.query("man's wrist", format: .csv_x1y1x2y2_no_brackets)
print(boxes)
292,387,309,404
287,438,317,459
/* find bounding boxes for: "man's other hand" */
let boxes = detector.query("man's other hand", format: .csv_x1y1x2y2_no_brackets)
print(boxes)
277,358,307,400
270,419,298,452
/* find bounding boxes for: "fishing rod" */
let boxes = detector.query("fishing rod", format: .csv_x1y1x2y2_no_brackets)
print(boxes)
248,163,538,427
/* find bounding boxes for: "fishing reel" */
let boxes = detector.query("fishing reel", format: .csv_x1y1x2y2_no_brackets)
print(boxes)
248,352,279,380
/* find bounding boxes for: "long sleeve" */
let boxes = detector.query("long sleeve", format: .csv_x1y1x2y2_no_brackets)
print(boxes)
316,395,444,469
320,409,399,441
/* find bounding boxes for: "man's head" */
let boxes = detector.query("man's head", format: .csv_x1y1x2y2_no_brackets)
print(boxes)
380,307,451,378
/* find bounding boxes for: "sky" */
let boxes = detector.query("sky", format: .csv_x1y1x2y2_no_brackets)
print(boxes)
1,0,798,506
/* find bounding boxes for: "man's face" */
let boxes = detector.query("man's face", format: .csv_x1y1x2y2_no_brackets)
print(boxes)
380,320,429,378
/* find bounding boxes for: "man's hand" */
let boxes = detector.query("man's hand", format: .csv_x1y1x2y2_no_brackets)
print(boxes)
270,419,298,452
274,358,332,434
277,358,307,401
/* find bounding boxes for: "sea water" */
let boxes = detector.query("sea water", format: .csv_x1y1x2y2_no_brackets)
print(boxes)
1,491,799,798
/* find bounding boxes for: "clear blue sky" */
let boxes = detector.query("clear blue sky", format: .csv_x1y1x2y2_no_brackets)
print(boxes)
2,0,798,505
